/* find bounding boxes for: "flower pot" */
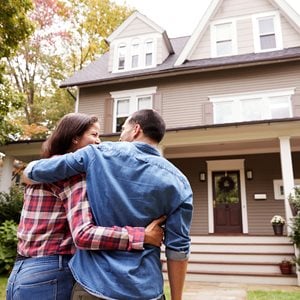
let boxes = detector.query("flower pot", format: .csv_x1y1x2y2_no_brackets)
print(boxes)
279,262,292,274
272,223,284,236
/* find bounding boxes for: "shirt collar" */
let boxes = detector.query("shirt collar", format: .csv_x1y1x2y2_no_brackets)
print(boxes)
132,142,161,156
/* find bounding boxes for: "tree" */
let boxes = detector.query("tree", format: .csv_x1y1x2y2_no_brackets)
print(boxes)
3,0,132,143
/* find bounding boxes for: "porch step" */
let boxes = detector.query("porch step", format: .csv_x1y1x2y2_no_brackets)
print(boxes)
161,235,298,286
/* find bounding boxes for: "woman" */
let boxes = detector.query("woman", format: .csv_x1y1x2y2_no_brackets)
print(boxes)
6,113,164,300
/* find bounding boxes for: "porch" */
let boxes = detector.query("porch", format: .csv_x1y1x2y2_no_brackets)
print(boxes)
162,235,298,286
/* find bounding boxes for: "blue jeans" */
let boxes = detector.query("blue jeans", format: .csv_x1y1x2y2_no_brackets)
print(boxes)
6,255,75,300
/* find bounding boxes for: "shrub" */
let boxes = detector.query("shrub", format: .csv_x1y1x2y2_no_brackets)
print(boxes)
0,185,24,224
0,220,18,274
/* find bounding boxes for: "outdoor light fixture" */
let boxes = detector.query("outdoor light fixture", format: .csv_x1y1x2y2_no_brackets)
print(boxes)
246,170,253,180
199,172,206,182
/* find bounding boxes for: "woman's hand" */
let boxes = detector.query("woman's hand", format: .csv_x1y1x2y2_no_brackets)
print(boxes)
144,216,166,247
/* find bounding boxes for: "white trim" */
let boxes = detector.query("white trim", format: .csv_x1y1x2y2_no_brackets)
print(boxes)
210,19,238,57
252,11,283,53
110,87,157,132
207,159,248,234
273,179,300,199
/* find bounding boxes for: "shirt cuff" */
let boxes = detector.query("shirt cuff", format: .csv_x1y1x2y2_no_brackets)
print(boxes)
166,248,189,261
126,226,145,250
24,161,40,184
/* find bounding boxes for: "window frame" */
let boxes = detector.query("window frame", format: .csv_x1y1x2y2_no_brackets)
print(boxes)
110,87,157,132
209,88,294,124
211,19,237,57
252,11,283,53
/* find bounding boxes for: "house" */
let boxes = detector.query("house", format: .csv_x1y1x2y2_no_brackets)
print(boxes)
1,0,300,286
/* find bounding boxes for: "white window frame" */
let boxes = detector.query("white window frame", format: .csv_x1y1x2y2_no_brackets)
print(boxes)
112,34,158,73
252,11,283,53
110,87,157,132
210,88,294,124
273,179,300,200
211,19,237,57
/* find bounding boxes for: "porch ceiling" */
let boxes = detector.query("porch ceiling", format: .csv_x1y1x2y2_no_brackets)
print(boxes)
162,120,300,158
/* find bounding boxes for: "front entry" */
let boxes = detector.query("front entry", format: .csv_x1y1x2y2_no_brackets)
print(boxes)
213,171,242,233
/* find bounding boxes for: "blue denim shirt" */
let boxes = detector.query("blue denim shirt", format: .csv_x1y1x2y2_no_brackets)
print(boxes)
26,142,193,300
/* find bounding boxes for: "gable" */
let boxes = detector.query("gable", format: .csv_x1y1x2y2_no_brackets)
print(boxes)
175,0,300,65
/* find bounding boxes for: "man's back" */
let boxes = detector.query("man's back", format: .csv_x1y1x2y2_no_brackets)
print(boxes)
69,141,192,299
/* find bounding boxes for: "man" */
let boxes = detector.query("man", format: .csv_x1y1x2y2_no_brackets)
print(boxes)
25,109,193,300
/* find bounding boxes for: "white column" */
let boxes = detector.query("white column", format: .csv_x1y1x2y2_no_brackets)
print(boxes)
0,155,14,192
279,136,294,234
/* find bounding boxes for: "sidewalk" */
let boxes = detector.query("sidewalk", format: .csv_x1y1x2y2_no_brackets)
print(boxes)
181,281,300,300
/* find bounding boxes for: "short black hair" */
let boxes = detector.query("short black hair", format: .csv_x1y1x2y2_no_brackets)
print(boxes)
129,109,166,143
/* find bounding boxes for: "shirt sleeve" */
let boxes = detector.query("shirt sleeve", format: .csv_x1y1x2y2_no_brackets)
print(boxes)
60,175,145,251
25,146,92,183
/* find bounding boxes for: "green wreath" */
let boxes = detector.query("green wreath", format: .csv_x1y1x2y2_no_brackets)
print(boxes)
218,176,235,193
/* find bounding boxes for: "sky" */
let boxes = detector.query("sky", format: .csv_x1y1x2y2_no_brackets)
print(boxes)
114,0,300,38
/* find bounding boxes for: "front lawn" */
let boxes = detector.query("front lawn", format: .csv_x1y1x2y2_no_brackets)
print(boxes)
0,275,8,300
247,290,300,300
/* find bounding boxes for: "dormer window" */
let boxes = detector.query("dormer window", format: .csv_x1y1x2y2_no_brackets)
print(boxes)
131,40,140,68
211,20,237,57
252,12,282,52
118,44,126,70
145,41,153,66
112,36,156,72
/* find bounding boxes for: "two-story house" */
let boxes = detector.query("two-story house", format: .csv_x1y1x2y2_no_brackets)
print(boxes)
1,0,300,286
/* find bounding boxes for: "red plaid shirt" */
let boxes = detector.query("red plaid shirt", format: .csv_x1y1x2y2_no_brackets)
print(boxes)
17,174,144,257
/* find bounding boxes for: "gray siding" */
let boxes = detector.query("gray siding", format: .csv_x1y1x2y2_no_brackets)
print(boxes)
170,152,300,235
78,62,300,131
190,0,300,60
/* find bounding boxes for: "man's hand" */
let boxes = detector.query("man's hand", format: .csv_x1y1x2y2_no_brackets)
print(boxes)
144,216,166,247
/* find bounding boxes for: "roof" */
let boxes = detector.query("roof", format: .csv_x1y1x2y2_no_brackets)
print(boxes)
60,0,300,88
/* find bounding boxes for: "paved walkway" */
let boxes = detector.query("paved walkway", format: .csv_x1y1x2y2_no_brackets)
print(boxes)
180,282,300,300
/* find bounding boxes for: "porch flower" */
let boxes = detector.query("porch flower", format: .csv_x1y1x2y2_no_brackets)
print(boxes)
270,215,285,225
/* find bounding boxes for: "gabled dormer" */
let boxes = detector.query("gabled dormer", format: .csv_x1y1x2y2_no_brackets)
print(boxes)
175,0,300,65
106,11,174,73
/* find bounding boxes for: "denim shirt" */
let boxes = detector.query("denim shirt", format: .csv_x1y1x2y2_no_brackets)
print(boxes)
26,142,193,300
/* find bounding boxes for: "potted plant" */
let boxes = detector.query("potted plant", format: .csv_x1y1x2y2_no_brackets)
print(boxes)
279,259,293,274
270,215,285,235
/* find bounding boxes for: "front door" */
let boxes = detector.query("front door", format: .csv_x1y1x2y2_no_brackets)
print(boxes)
213,171,242,233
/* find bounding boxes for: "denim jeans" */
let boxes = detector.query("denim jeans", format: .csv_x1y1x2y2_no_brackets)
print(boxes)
6,255,75,300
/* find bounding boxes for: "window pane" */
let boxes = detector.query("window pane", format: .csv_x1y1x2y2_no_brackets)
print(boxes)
145,41,153,52
138,96,152,110
216,23,232,41
216,40,232,56
241,98,263,121
259,18,274,35
269,97,291,119
260,34,276,49
116,117,127,132
214,102,234,124
118,45,126,70
117,99,129,115
145,53,152,66
132,55,138,68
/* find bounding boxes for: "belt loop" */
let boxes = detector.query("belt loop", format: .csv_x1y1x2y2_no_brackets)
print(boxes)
58,255,63,270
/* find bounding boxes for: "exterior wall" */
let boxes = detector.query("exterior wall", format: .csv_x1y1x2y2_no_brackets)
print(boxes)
78,61,300,131
117,18,156,38
170,151,300,236
190,0,300,60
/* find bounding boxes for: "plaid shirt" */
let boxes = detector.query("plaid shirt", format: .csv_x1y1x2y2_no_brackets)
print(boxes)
17,174,144,257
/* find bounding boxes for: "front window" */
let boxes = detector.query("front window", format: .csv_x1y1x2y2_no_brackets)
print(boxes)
111,87,156,132
211,89,294,124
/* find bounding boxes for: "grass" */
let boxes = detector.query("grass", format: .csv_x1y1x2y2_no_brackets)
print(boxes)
2,276,300,300
0,275,8,300
248,290,300,300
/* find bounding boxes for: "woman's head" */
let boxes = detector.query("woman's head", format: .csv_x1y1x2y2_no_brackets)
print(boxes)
41,113,100,158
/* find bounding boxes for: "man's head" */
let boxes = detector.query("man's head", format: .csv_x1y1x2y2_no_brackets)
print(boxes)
119,109,166,144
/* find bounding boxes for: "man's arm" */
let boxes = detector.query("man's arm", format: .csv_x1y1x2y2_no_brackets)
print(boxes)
167,259,188,300
62,175,165,250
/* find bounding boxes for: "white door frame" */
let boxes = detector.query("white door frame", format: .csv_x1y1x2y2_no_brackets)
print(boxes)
207,159,249,234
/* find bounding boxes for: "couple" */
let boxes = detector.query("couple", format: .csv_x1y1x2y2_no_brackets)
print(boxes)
7,109,193,300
